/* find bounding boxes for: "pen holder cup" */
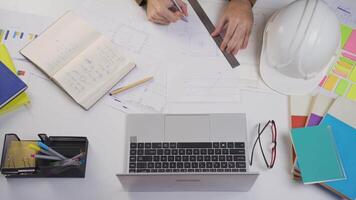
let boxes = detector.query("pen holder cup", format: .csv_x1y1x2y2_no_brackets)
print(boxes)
0,134,88,178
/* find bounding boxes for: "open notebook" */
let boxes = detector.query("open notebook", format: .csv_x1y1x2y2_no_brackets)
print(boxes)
21,11,136,110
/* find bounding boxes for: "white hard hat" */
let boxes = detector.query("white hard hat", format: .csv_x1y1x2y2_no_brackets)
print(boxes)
260,0,340,95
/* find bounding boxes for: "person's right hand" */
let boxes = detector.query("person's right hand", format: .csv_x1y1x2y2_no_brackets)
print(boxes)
146,0,188,25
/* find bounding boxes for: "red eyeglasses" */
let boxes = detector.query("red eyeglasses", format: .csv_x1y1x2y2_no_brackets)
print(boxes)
250,120,277,169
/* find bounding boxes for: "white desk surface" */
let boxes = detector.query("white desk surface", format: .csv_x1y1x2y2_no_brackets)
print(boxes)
0,0,338,200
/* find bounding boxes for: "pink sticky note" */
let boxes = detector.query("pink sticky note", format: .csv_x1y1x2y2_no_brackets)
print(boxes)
344,30,356,54
319,76,327,87
342,52,356,61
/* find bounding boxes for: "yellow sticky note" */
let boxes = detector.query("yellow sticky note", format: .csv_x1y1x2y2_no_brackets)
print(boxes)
0,29,4,42
333,65,349,78
335,79,349,96
350,67,356,82
347,84,356,101
0,44,30,115
323,75,338,91
339,56,355,66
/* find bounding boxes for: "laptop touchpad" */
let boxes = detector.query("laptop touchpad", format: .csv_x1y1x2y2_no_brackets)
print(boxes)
164,115,210,141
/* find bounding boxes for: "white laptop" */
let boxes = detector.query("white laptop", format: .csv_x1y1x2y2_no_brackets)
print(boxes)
117,113,259,191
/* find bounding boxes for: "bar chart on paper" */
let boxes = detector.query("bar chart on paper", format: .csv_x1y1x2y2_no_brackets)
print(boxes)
0,29,38,42
0,9,52,60
0,29,39,59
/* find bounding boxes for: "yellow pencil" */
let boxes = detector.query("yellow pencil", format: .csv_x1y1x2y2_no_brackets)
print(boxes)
109,76,153,96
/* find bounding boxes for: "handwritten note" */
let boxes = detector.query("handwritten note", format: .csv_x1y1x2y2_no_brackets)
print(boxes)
54,36,134,106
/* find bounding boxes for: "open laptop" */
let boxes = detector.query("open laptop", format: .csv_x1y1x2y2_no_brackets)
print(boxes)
117,113,259,191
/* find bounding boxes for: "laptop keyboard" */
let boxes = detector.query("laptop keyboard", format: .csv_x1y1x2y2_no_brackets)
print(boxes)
129,142,246,173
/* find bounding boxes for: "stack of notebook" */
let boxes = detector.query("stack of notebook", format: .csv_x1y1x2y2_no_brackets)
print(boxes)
289,95,356,200
0,44,30,115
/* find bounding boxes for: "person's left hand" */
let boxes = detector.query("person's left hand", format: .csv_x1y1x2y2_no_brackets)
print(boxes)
211,0,253,55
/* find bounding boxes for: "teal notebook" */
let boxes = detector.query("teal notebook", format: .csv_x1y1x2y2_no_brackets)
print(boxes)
291,125,345,184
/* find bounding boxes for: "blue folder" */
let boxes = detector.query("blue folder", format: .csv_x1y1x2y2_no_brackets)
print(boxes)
322,114,356,200
0,61,28,108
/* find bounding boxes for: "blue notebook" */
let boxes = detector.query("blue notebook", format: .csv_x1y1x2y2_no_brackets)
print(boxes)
0,61,28,108
291,125,345,184
321,98,356,200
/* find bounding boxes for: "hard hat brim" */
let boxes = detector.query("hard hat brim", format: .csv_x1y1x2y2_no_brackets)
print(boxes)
260,46,326,95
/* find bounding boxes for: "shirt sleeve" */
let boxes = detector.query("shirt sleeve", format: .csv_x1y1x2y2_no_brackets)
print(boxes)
135,0,256,7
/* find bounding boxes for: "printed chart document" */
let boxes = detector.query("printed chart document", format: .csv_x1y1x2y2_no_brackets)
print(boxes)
0,9,52,61
21,12,136,110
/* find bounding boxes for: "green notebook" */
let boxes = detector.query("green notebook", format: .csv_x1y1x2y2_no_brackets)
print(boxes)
291,125,345,184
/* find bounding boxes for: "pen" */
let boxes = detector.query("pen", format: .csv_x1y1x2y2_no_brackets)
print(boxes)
71,152,85,160
31,154,62,161
50,153,85,167
51,159,81,167
38,142,67,160
172,0,188,22
28,144,55,157
109,76,153,96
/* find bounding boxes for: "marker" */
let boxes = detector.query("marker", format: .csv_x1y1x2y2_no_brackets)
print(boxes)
71,152,85,160
50,153,85,167
28,144,55,157
172,0,188,22
38,142,67,160
51,159,81,167
31,154,62,161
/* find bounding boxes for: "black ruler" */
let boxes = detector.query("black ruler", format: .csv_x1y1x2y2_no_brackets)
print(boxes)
188,0,240,68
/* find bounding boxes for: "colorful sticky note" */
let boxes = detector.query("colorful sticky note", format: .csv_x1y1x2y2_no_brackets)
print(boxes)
335,79,349,96
338,64,351,73
341,24,353,49
344,30,356,54
347,84,356,101
323,75,339,91
333,66,348,78
350,67,356,82
339,56,355,66
319,76,327,87
342,52,356,62
337,61,353,70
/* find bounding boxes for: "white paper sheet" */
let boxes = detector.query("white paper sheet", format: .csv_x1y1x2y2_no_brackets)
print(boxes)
0,9,52,60
324,0,356,27
75,0,272,113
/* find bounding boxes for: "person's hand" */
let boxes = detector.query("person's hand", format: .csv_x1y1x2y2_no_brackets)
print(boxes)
211,0,253,55
146,0,188,25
